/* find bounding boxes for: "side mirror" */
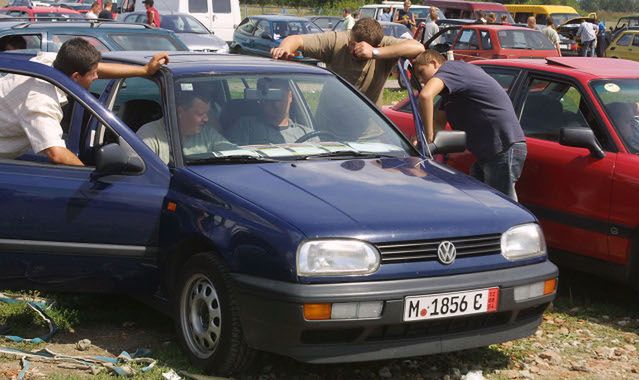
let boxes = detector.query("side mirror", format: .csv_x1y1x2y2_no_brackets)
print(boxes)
428,131,466,155
559,127,605,159
261,32,272,40
95,142,144,176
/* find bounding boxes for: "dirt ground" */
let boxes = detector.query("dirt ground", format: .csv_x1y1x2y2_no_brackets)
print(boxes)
1,267,639,379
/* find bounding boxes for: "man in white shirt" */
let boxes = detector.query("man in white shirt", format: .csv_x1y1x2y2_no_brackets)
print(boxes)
0,38,168,166
342,8,355,31
577,19,598,57
424,7,440,42
85,1,100,19
542,19,562,56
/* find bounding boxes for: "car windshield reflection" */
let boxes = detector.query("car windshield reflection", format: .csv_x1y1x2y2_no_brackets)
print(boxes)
592,79,639,154
171,74,413,163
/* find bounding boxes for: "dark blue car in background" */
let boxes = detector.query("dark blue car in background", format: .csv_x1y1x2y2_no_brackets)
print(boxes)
0,51,557,375
231,15,322,56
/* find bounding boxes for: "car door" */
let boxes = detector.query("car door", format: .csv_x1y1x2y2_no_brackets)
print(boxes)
0,57,170,292
515,74,616,262
608,32,633,59
452,28,480,61
252,19,273,56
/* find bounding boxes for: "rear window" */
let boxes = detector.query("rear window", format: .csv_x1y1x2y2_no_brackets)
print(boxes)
109,33,184,51
497,29,556,50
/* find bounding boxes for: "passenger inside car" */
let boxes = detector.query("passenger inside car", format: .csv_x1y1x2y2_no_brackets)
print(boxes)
137,89,233,164
225,77,313,146
607,101,639,151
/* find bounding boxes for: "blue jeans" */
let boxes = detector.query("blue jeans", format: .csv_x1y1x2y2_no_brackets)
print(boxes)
470,142,527,201
579,39,595,57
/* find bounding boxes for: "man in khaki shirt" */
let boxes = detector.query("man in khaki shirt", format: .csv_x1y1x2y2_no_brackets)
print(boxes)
271,18,424,106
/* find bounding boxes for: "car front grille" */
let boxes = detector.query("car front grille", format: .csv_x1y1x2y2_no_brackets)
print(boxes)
375,234,501,264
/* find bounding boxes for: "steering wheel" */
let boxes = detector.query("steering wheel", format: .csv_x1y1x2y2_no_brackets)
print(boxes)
294,130,339,143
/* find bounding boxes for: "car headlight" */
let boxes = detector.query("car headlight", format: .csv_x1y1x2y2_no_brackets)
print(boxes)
297,240,380,276
217,44,230,54
501,223,546,261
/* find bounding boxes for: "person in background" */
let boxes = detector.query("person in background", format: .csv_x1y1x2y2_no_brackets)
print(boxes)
271,18,424,106
85,1,100,19
500,14,509,24
377,7,393,22
542,19,562,56
143,0,161,27
98,1,113,20
424,7,439,42
476,11,487,24
527,16,542,31
486,13,496,23
353,10,360,20
394,0,416,32
577,18,598,57
412,50,526,200
342,8,355,31
597,19,607,57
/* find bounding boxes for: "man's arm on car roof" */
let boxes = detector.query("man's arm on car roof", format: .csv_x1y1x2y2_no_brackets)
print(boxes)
97,52,169,79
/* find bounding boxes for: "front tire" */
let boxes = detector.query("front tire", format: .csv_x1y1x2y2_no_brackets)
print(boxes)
175,253,255,376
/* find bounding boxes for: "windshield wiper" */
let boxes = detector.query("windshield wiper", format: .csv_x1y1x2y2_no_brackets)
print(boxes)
300,151,401,160
186,155,279,164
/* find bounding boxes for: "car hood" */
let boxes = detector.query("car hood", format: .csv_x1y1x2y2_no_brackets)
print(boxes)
560,17,596,27
176,32,227,51
188,157,534,241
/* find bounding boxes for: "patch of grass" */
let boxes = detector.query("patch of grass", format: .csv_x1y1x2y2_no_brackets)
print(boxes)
382,88,407,106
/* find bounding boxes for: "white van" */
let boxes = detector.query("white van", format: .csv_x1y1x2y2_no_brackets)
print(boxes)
119,0,241,42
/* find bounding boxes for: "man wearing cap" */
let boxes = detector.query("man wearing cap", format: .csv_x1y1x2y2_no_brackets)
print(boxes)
144,0,160,27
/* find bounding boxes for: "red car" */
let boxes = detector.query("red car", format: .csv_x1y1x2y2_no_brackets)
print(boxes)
385,57,639,287
0,6,83,21
426,25,560,61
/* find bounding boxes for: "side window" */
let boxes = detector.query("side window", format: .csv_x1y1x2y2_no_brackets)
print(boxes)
188,0,207,13
616,33,632,46
480,30,493,49
111,77,163,134
633,34,639,47
359,8,376,19
520,78,606,146
50,35,109,53
535,14,547,26
213,0,231,13
238,18,255,34
482,67,520,93
254,20,271,36
514,12,532,24
454,29,478,50
0,34,41,51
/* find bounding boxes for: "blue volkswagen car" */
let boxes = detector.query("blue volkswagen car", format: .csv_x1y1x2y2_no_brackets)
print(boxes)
231,15,322,56
0,51,557,375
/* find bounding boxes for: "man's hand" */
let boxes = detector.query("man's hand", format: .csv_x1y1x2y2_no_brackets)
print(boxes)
144,52,169,76
352,41,374,60
271,47,296,60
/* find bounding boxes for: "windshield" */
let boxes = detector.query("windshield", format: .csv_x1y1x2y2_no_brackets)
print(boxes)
383,23,412,38
108,33,184,50
34,12,85,20
173,74,413,164
591,79,639,154
497,29,556,50
271,20,322,39
160,14,210,34
551,13,580,26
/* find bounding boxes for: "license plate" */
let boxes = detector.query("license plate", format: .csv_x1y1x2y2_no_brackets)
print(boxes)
559,44,569,49
403,288,499,321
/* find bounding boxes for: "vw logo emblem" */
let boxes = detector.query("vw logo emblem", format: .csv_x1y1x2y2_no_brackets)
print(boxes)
437,241,456,265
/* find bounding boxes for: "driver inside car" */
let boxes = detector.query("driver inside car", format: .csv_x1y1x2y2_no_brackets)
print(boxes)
226,77,313,145
137,90,234,164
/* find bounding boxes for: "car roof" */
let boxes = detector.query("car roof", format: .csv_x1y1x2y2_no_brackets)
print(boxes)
476,57,639,79
462,24,528,30
1,21,164,30
361,4,430,8
101,51,331,76
250,15,311,21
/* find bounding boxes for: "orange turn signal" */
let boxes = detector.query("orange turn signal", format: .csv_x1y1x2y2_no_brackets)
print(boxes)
543,278,557,295
303,303,331,320
166,201,177,212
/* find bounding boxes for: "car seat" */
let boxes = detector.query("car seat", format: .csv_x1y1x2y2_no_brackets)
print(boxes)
119,99,163,132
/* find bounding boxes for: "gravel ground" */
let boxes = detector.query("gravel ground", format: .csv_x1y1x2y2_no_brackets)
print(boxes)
0,267,638,379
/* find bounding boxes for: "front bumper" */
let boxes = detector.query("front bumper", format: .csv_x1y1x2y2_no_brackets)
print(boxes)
233,260,558,363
